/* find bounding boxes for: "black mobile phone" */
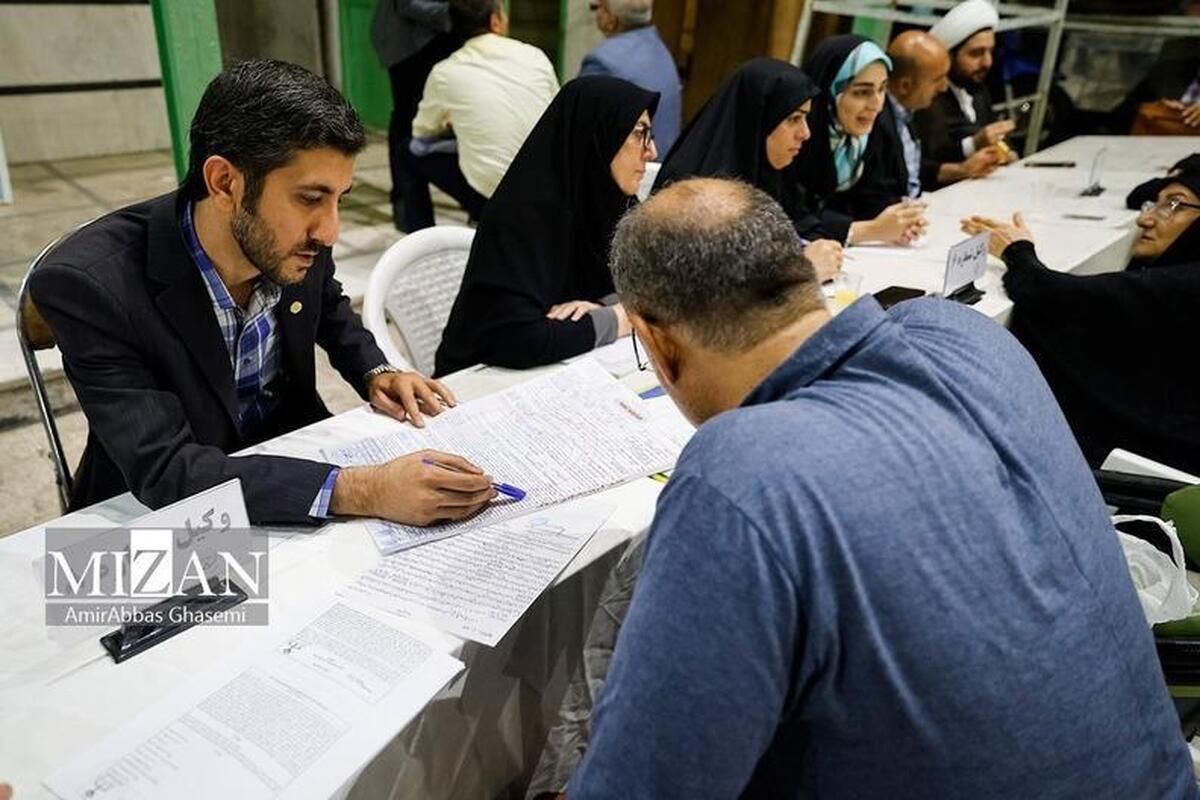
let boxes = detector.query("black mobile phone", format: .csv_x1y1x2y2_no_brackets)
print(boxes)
874,286,925,309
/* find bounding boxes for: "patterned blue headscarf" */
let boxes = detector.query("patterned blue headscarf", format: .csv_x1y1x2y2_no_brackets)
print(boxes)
828,41,892,191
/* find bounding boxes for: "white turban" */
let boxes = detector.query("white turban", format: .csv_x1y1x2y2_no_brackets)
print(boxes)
929,0,1000,50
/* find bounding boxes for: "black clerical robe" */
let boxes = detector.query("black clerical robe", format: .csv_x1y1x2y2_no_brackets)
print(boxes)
913,81,996,164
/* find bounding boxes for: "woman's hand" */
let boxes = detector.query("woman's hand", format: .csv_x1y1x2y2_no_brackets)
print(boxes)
613,303,633,338
804,239,844,282
546,300,602,322
960,212,1034,258
873,200,928,245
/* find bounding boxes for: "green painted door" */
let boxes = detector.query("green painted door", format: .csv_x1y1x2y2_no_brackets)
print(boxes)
339,0,393,130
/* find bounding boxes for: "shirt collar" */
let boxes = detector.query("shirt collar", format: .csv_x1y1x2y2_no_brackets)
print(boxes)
181,201,281,313
182,201,237,311
742,297,890,408
887,92,911,124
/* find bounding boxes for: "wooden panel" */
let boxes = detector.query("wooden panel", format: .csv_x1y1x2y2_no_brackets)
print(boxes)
682,0,775,120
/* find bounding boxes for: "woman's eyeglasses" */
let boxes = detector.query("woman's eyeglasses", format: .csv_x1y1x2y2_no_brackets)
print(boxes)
630,124,654,152
1140,197,1200,221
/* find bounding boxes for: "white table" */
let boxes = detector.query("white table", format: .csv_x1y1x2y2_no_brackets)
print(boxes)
843,135,1200,326
0,362,665,800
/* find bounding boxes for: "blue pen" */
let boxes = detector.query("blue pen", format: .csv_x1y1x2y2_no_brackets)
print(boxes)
421,458,526,501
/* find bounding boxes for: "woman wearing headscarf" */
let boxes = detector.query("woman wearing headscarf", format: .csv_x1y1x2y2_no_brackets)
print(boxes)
963,173,1200,473
1125,152,1200,210
434,76,659,376
795,34,928,246
652,58,842,280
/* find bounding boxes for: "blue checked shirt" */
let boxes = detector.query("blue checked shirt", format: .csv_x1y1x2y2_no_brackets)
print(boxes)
181,203,338,518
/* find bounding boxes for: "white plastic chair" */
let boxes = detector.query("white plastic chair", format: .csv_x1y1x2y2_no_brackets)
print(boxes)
362,225,475,376
637,161,661,202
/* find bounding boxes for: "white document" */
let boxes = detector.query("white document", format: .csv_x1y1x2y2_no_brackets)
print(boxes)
588,335,641,378
327,359,683,554
45,599,462,800
339,501,615,646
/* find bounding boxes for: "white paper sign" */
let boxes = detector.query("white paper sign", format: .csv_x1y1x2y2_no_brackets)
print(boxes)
942,232,989,297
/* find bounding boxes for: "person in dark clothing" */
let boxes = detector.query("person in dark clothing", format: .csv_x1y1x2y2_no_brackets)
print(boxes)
651,58,842,281
28,60,494,525
434,77,659,376
963,172,1200,474
371,0,457,231
846,30,1003,220
913,0,1015,165
1113,37,1200,133
1126,152,1200,209
795,34,928,245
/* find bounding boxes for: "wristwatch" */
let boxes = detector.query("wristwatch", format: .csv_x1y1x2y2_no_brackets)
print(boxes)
363,363,402,383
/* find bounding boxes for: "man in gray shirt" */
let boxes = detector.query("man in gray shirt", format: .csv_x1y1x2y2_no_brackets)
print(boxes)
568,177,1193,798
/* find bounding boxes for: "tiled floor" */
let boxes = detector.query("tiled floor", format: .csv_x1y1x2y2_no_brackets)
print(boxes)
0,135,469,536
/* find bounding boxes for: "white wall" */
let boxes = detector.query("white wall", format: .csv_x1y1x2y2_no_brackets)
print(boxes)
0,4,170,163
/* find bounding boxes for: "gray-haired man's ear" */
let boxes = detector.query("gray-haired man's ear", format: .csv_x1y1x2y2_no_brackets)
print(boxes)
631,313,681,387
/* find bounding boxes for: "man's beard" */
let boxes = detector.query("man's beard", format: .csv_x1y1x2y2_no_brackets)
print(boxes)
230,200,317,286
951,62,987,87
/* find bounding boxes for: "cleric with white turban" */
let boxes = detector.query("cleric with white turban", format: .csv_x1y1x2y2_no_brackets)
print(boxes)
912,0,1014,165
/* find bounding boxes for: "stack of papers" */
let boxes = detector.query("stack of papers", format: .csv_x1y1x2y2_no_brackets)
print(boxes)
327,359,685,554
46,599,461,799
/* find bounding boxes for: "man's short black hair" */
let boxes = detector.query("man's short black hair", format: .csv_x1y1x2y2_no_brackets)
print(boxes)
183,59,366,205
449,0,500,41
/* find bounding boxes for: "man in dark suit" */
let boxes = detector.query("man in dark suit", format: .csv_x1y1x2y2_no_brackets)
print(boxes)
913,0,1014,165
849,30,1003,219
371,0,456,230
30,60,496,526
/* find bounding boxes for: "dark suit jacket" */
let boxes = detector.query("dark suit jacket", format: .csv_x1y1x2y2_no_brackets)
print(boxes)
831,98,942,221
912,82,996,163
371,0,450,69
29,191,387,524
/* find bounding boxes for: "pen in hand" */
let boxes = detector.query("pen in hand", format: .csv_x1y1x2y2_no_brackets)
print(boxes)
421,458,527,501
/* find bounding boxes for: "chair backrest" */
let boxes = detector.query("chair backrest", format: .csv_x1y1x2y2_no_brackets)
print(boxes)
16,229,82,512
637,161,661,202
361,225,475,375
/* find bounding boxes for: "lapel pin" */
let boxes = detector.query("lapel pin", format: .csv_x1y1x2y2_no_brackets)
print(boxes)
289,301,303,315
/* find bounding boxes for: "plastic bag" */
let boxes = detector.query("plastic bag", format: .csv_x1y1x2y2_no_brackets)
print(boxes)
1115,514,1199,625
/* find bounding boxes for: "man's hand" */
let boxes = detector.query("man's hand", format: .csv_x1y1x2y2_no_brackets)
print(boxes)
330,449,496,526
804,239,843,282
961,212,1033,258
0,782,11,800
368,371,456,429
962,146,1002,179
547,300,602,321
972,119,1016,150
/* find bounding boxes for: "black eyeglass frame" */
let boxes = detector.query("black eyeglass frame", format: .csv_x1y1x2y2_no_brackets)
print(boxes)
632,334,649,372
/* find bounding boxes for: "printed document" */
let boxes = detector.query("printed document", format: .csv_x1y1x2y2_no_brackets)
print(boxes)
327,359,683,554
340,501,615,646
45,599,461,800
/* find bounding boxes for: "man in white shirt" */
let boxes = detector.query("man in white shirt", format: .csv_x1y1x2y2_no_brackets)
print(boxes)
404,0,559,230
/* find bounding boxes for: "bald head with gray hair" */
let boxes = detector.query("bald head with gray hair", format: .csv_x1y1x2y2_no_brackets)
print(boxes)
610,178,824,352
606,0,653,28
